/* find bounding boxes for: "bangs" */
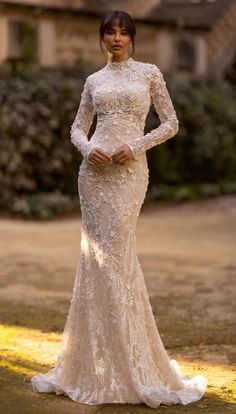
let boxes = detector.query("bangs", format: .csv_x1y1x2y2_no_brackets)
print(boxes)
104,15,128,31
100,10,136,39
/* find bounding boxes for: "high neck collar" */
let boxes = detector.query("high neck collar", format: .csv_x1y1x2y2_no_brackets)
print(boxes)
106,56,134,70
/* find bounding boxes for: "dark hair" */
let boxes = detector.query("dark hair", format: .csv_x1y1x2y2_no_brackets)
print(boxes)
99,10,136,56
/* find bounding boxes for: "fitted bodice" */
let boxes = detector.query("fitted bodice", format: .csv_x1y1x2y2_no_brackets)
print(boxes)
92,57,150,133
70,56,179,160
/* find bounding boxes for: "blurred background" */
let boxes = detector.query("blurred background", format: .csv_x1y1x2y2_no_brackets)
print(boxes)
0,0,236,219
0,3,236,413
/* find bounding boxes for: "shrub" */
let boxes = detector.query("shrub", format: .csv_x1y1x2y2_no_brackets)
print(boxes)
0,67,235,219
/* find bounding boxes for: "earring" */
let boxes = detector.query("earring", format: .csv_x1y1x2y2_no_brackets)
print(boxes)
128,43,133,56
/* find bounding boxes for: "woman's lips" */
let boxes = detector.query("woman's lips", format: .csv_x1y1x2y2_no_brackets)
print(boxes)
112,45,122,49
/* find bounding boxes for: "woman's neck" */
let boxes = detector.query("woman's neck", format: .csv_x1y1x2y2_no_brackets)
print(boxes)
107,54,130,63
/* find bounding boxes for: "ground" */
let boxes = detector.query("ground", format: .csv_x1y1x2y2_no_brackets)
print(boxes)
0,195,235,414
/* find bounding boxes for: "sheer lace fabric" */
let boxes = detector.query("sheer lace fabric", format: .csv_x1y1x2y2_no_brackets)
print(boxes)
31,57,208,408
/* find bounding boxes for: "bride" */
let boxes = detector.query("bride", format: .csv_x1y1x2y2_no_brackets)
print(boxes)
31,10,208,408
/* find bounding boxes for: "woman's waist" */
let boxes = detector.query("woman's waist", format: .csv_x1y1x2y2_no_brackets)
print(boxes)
91,122,143,151
96,114,144,134
89,134,140,155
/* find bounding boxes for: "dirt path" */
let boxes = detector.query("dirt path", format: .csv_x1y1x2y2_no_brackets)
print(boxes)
0,195,235,414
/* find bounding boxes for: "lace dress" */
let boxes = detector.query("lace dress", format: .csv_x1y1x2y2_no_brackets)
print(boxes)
31,57,208,408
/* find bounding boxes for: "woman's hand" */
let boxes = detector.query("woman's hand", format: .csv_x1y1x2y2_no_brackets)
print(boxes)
112,144,135,164
87,147,112,166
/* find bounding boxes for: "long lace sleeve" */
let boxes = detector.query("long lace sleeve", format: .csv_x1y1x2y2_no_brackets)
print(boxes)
127,64,179,159
70,77,95,159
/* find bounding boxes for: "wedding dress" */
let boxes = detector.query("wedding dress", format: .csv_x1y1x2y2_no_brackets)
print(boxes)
31,56,208,408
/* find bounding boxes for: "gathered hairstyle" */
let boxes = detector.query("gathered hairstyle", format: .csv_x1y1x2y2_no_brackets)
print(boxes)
99,10,136,56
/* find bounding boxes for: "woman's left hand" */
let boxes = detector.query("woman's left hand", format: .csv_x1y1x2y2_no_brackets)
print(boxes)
112,144,135,164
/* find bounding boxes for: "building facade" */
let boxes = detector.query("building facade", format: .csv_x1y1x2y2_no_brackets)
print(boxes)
0,0,236,79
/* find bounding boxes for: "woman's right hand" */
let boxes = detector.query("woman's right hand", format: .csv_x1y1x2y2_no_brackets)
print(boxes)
87,147,112,166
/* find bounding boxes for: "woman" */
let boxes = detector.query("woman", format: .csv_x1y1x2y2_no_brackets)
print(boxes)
31,10,208,408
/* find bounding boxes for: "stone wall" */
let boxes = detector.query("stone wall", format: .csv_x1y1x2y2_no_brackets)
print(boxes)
0,1,235,79
207,1,236,78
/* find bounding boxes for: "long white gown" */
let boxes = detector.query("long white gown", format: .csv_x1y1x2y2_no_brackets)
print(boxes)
31,56,208,408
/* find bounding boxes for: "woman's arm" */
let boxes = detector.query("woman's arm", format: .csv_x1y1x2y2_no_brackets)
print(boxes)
70,77,95,159
126,64,179,159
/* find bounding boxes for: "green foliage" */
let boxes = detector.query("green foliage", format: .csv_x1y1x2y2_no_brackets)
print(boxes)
148,76,236,189
0,71,85,209
3,192,79,220
0,68,235,219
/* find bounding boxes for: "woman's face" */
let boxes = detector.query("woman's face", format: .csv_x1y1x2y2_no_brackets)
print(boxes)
102,20,131,60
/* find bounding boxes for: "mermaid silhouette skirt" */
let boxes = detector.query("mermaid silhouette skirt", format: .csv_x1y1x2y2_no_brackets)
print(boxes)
31,156,208,408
